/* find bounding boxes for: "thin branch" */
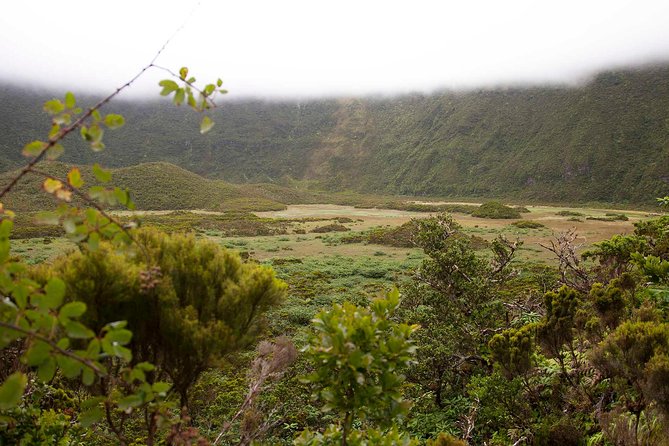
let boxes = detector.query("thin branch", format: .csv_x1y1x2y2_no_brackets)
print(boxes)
0,66,150,200
151,64,221,109
0,320,105,375
28,168,151,263
1,1,201,201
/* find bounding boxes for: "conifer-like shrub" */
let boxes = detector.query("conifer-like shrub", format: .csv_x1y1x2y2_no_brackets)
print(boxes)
46,228,286,405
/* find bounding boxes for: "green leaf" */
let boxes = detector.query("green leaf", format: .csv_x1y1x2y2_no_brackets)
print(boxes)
112,344,132,362
106,328,132,345
65,321,94,339
43,99,64,115
113,188,132,208
81,396,105,410
152,382,171,394
134,362,155,372
104,114,125,129
67,168,84,188
174,88,185,106
0,372,27,410
187,92,197,108
79,407,104,427
53,113,71,125
200,116,214,134
49,124,60,139
118,394,143,410
92,109,102,122
46,143,64,160
57,356,82,378
44,278,66,309
37,357,57,382
217,78,223,87
159,79,179,96
86,124,103,144
22,140,47,158
60,301,87,319
179,66,189,80
62,218,77,234
204,84,216,96
26,341,51,366
87,232,100,252
82,367,95,386
86,338,101,358
65,92,76,109
0,220,11,263
92,164,112,183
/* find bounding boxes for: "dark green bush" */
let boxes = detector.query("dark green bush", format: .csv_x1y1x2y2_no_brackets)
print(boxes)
511,220,545,229
472,201,522,219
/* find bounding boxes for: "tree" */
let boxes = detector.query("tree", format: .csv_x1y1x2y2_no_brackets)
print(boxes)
399,213,519,408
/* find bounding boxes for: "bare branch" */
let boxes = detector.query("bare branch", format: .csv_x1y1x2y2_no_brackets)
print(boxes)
540,229,592,292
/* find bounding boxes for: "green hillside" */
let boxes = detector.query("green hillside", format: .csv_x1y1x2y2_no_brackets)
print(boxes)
2,63,669,205
0,162,287,212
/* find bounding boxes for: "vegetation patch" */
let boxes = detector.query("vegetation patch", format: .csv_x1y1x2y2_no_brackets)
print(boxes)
556,210,585,217
511,220,546,229
310,223,350,233
587,213,629,222
471,201,522,219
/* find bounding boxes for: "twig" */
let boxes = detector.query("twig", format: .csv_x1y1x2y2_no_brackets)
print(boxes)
0,0,204,201
28,168,151,263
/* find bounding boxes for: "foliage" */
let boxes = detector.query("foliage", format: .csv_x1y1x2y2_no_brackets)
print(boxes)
0,47,239,444
510,220,545,229
489,324,537,379
310,223,350,233
43,228,286,406
300,289,417,444
399,213,520,418
556,210,584,217
471,202,521,219
294,424,418,446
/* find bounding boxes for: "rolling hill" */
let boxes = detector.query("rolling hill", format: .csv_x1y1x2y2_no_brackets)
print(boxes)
0,162,295,212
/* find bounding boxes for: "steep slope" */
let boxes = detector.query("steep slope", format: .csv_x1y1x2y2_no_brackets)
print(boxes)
1,64,669,205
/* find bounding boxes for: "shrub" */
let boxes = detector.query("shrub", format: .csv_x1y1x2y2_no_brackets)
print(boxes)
471,201,521,219
510,220,545,229
47,228,286,406
310,223,350,233
587,213,629,222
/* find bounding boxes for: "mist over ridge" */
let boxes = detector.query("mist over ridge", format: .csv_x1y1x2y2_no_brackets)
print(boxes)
1,62,668,207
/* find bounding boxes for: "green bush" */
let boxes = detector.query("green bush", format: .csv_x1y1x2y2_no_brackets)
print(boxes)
471,201,521,219
556,210,584,217
46,228,286,406
310,223,350,233
510,220,545,229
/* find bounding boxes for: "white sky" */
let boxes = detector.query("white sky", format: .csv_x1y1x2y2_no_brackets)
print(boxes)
1,0,669,98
